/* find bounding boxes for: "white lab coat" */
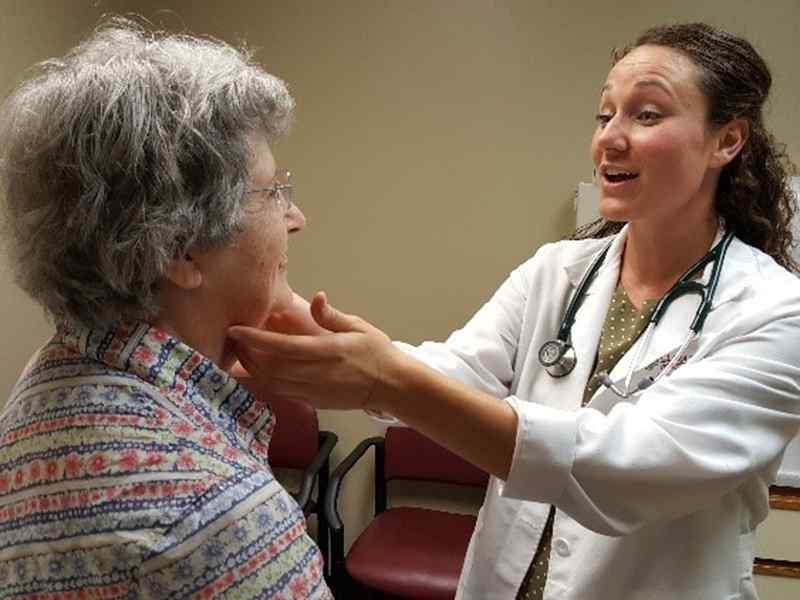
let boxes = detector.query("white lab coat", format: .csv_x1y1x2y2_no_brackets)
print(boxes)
400,227,800,600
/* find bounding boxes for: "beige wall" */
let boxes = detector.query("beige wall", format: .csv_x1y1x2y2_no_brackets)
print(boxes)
2,0,799,565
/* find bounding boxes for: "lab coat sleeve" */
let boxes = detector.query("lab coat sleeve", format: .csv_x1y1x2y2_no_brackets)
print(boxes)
503,295,800,536
395,251,535,399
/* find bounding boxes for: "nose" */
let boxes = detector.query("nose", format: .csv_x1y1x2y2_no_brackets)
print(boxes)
286,203,306,234
595,115,629,154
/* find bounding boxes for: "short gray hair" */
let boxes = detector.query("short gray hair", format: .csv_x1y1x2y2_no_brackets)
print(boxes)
0,18,294,328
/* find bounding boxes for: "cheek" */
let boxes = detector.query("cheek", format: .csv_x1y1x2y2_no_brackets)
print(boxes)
637,124,708,169
590,132,602,165
258,232,288,285
637,131,682,163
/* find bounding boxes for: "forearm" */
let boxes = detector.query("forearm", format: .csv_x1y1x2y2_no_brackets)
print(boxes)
373,347,518,480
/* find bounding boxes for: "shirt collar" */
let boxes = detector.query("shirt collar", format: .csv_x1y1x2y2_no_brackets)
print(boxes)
57,319,243,407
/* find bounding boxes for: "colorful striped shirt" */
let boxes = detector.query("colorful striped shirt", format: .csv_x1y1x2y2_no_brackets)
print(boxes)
0,321,332,599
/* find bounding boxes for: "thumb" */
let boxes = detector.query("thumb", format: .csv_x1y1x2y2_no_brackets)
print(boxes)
310,291,364,333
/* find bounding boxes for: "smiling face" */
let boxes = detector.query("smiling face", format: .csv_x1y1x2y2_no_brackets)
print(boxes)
191,132,306,329
591,45,724,228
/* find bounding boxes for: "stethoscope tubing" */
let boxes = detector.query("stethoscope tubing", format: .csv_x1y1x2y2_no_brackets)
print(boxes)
540,230,735,396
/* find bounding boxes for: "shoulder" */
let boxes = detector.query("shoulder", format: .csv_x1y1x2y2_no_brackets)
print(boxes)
707,238,800,349
729,238,800,311
528,236,610,264
512,235,612,283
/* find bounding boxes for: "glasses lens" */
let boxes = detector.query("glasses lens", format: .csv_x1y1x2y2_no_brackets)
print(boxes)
278,170,293,209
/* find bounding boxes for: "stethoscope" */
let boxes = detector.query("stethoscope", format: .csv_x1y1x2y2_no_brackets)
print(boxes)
538,230,734,398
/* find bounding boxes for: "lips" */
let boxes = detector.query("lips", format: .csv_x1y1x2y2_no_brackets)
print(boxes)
601,166,639,183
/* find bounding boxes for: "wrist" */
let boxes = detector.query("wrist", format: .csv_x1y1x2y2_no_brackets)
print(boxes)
365,344,416,414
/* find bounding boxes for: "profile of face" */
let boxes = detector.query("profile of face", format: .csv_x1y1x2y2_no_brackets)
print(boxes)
188,133,306,330
590,44,740,226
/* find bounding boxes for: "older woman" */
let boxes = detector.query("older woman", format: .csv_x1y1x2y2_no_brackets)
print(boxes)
231,23,800,599
0,22,331,599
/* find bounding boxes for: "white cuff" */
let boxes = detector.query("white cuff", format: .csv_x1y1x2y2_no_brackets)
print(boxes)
499,396,577,503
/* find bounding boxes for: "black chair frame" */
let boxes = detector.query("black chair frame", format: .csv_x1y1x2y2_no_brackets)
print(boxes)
283,429,338,570
323,436,385,591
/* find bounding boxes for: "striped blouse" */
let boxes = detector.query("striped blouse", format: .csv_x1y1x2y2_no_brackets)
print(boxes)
0,321,332,599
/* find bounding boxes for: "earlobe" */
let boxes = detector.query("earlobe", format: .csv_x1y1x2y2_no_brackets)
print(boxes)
165,254,203,290
711,119,749,169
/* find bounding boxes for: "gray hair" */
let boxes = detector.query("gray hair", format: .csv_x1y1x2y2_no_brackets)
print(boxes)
0,18,294,328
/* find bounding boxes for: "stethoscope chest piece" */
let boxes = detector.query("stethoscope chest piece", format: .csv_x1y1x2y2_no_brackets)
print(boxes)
538,339,576,377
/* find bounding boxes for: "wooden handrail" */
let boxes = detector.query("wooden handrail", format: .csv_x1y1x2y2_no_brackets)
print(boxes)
753,486,800,579
753,558,800,579
769,485,800,511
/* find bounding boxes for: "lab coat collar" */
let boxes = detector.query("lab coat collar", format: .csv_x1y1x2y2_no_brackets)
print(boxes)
563,227,626,294
563,224,749,309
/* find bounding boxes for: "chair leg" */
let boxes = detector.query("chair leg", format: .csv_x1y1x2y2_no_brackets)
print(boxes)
335,577,377,600
317,459,331,578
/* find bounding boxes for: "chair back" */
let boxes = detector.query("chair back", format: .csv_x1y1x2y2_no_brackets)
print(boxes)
384,427,488,487
268,395,320,469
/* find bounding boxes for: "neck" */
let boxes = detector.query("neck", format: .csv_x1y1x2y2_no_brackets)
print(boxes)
621,213,719,304
151,290,235,372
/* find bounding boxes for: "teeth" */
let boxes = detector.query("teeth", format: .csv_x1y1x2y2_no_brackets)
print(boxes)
607,170,633,176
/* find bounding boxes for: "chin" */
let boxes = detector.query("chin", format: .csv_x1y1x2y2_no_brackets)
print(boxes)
598,198,634,222
270,286,295,316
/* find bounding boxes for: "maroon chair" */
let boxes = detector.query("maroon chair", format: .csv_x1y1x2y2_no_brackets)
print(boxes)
324,427,488,599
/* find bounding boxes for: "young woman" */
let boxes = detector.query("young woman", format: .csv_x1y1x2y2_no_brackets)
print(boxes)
230,23,800,600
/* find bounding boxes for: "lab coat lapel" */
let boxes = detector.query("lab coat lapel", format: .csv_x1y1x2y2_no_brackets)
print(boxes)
562,229,627,395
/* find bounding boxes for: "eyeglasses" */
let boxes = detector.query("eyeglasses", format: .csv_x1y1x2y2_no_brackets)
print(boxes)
248,169,294,212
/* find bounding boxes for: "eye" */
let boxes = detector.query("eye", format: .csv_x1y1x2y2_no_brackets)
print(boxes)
595,113,613,128
637,110,662,124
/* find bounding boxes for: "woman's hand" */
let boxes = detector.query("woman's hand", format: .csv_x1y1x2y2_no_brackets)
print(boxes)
228,292,400,412
230,292,518,479
265,292,331,335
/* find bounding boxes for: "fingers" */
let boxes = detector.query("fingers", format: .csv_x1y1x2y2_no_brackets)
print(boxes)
232,349,315,399
310,292,366,334
230,340,262,376
227,326,333,358
265,292,330,335
228,360,250,379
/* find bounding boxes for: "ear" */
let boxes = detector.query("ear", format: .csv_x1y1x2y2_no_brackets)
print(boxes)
710,118,749,169
164,254,203,290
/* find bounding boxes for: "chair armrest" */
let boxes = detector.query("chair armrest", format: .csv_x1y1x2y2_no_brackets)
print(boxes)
322,436,384,588
323,437,384,532
294,430,338,511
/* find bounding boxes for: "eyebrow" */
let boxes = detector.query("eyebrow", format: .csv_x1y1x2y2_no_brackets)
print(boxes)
600,79,677,99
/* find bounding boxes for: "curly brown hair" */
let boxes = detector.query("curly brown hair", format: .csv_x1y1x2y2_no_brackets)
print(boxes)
574,22,798,272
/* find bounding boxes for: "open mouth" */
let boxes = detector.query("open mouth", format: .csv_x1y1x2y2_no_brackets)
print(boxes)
603,169,639,183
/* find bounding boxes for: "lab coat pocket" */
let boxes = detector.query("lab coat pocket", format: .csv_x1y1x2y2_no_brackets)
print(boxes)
639,337,699,381
588,337,701,413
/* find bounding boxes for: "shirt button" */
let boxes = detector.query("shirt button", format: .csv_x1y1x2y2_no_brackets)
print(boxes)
554,537,571,557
